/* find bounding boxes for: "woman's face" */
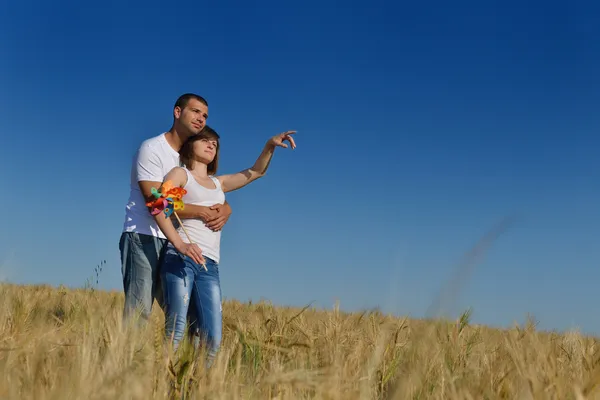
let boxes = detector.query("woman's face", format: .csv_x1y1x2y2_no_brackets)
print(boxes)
193,137,218,164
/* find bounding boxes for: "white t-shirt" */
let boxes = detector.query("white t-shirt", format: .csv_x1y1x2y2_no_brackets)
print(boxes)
122,133,180,238
176,167,226,263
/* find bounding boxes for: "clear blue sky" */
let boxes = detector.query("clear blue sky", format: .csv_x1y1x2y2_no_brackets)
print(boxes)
1,0,599,334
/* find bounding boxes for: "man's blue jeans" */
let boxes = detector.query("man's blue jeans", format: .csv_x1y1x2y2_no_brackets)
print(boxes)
119,232,167,321
160,244,222,364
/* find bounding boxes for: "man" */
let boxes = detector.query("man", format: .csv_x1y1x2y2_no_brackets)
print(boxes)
119,93,233,323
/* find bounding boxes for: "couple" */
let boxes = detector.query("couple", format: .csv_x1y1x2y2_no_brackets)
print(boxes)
119,93,296,363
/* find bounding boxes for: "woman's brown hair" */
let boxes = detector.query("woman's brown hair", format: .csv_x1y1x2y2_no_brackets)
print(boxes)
179,125,220,175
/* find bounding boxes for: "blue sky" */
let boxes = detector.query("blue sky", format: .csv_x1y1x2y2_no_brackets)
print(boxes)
1,0,599,334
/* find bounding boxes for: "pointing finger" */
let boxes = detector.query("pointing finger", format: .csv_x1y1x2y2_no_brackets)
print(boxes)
286,135,296,149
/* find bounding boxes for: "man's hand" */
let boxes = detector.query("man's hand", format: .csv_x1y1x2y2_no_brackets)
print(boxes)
194,206,219,222
204,202,232,231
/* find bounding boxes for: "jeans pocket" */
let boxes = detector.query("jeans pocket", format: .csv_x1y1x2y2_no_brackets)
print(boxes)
165,247,187,265
127,232,144,245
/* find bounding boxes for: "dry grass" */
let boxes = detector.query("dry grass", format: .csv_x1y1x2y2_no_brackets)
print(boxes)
1,283,600,399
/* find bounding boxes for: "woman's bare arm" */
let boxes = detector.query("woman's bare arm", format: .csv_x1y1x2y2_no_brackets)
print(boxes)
217,131,296,193
151,167,205,264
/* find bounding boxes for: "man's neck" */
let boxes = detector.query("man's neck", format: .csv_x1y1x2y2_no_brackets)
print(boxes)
164,126,190,152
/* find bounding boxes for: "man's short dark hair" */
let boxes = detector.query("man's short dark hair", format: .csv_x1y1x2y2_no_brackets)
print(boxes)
174,93,208,110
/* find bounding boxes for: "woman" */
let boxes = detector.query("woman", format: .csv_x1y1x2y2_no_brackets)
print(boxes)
152,125,296,364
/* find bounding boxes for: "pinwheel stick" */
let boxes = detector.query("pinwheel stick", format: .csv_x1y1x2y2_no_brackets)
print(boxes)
172,211,207,271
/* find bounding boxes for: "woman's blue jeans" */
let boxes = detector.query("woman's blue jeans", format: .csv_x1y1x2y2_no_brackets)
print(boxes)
160,245,222,364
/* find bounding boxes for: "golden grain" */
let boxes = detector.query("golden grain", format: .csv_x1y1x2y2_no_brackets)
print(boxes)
0,283,597,399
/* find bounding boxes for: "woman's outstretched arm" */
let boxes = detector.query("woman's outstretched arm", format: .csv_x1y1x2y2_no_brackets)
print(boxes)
151,167,205,264
217,130,296,193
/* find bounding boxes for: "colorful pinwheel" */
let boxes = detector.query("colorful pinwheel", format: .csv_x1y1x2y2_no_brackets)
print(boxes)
146,181,187,218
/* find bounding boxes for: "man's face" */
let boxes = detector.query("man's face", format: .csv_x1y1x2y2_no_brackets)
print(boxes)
174,98,208,135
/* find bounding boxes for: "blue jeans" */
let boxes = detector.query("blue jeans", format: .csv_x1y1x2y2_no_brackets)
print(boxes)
161,244,222,364
119,232,202,336
119,232,167,321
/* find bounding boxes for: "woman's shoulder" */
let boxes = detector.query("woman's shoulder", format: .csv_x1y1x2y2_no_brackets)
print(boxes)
166,166,189,186
209,175,224,188
168,166,189,177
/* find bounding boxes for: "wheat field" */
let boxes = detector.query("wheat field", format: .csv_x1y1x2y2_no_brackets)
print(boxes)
0,282,599,399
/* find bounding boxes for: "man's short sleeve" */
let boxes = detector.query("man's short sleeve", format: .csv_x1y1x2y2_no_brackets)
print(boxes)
136,144,163,182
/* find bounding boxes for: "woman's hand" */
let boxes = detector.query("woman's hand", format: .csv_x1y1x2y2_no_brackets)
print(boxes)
215,130,297,193
267,131,297,149
175,241,205,265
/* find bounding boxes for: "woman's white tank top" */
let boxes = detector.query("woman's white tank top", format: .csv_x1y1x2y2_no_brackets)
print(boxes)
176,167,226,263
